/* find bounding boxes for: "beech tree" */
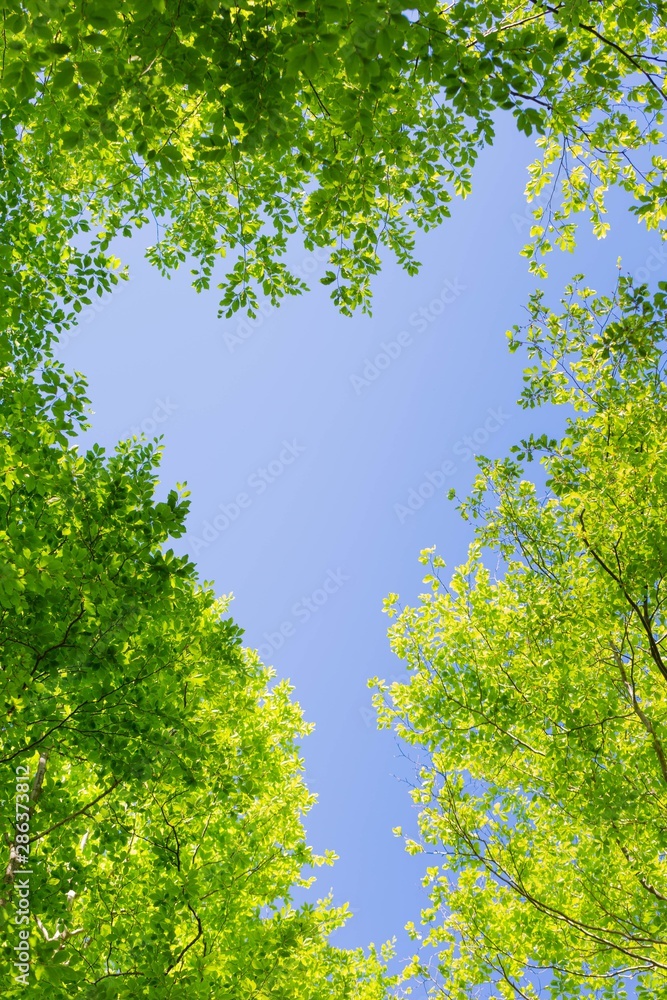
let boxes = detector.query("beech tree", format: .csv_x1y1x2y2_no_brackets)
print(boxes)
0,358,392,997
1,0,666,329
375,276,667,998
0,132,124,364
3,2,667,995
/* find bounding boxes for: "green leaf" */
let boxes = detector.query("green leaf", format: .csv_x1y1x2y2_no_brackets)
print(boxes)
77,61,101,84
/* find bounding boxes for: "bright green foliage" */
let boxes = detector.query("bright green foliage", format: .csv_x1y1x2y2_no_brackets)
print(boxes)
0,360,392,997
374,277,667,998
1,0,666,319
0,119,127,363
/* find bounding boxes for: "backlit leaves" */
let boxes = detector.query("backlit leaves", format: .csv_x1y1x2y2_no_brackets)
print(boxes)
2,0,664,319
376,276,667,998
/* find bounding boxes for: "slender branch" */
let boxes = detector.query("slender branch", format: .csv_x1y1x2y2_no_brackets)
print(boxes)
30,753,48,806
579,511,667,685
34,913,84,943
165,903,203,973
497,957,532,999
29,779,122,846
579,22,666,104
612,647,667,786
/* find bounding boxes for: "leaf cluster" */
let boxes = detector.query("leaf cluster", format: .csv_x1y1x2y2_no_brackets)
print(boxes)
0,360,391,996
377,277,667,997
2,0,665,318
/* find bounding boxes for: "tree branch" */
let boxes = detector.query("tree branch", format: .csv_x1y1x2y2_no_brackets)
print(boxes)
165,903,203,973
29,779,122,846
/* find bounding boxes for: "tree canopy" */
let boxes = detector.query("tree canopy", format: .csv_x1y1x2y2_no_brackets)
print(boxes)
375,275,667,998
0,356,392,997
3,2,667,996
1,0,666,327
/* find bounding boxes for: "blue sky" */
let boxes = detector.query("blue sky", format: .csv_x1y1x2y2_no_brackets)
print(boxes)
54,118,664,967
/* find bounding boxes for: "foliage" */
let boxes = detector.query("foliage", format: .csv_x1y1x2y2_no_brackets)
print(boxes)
374,276,667,998
1,0,666,321
3,1,667,994
0,359,392,997
0,115,126,364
